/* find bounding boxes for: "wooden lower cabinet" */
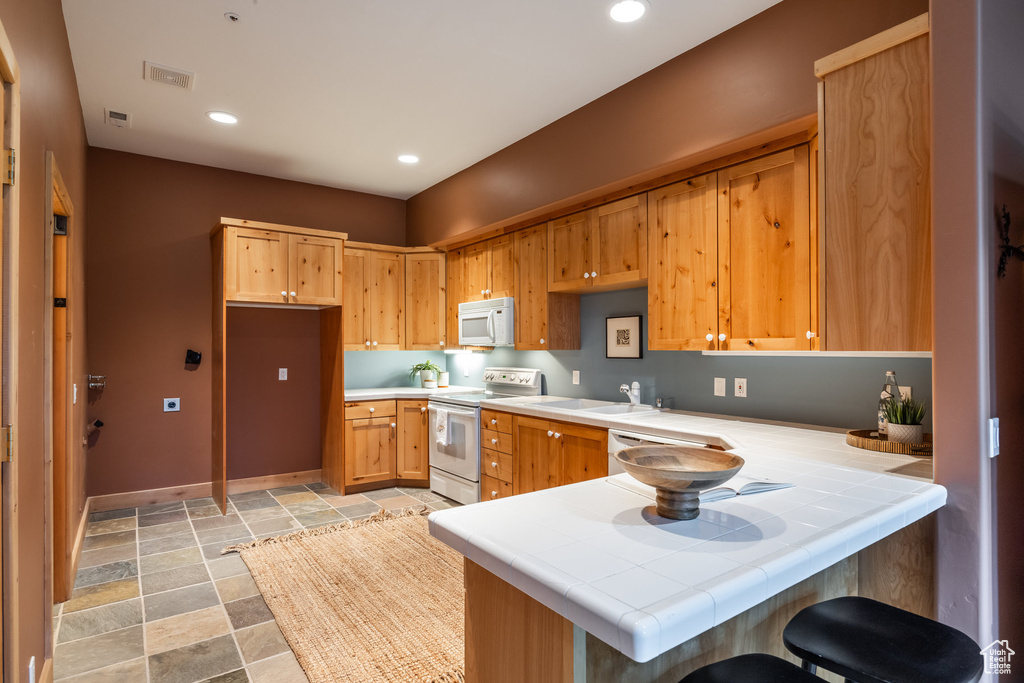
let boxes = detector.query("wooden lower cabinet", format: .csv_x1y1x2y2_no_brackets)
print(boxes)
481,474,513,501
344,399,430,490
512,415,608,495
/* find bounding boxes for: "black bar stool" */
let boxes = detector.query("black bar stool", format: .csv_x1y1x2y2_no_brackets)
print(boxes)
679,653,824,682
783,596,984,683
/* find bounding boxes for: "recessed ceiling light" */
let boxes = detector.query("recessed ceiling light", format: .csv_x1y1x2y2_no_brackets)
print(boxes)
398,154,419,164
206,111,238,124
610,0,648,22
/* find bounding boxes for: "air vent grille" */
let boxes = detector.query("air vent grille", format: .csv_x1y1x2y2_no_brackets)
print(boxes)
144,61,195,91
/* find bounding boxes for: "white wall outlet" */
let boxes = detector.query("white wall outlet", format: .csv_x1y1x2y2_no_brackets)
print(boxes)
714,377,726,397
163,398,180,412
572,370,580,385
899,386,912,400
734,378,747,398
278,368,288,381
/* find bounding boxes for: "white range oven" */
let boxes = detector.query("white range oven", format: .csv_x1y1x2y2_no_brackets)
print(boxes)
428,367,542,505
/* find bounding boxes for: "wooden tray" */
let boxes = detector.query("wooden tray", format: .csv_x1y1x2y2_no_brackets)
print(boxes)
846,429,932,456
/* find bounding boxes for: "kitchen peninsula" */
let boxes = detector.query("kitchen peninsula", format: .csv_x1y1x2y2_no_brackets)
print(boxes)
429,402,944,682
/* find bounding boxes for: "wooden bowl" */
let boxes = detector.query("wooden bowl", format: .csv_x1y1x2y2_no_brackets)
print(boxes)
614,445,745,520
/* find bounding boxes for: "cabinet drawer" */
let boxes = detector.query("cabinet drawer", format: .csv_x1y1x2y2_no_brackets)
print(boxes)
344,400,397,420
481,409,513,434
481,474,512,501
481,428,512,454
481,448,513,484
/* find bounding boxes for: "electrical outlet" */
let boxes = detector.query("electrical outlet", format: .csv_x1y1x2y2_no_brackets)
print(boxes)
899,386,912,400
163,398,180,412
714,377,726,397
278,368,288,381
734,378,747,398
572,370,580,385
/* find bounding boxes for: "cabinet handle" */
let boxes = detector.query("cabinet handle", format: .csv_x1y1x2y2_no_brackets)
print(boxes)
547,430,554,437
369,407,375,413
421,407,427,413
719,334,726,342
481,289,486,295
539,338,545,344
554,432,561,439
583,272,590,279
706,334,714,342
491,438,498,444
485,289,491,295
281,291,287,296
372,341,378,347
440,341,445,346
290,291,296,297
365,341,371,347
591,271,597,278
491,490,498,499
491,461,498,468
806,331,816,339
491,418,497,425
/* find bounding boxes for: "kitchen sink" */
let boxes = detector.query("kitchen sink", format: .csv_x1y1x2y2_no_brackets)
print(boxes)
581,404,656,415
538,398,615,410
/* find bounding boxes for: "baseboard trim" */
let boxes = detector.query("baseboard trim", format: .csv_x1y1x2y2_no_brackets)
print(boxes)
64,496,92,598
87,470,323,513
40,657,54,683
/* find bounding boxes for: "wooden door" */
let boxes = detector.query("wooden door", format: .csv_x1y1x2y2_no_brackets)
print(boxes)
514,225,548,350
547,210,592,292
591,195,648,289
224,227,289,303
396,400,429,484
343,248,372,350
288,234,342,305
823,33,931,351
463,241,489,301
344,417,396,486
405,253,446,350
370,251,404,350
559,423,608,486
446,248,463,347
717,147,811,351
512,416,560,495
648,174,719,350
488,235,515,299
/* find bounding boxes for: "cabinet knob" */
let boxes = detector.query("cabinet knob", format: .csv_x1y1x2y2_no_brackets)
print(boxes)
391,422,396,428
491,418,497,425
806,331,816,339
440,341,445,346
719,334,726,341
372,341,378,347
281,291,287,296
485,289,491,295
491,491,498,499
583,272,590,279
547,430,554,437
421,407,427,412
491,461,498,468
591,271,597,278
369,407,375,413
481,289,486,295
539,338,545,344
554,432,561,439
491,438,498,444
706,334,714,342
365,341,371,347
290,291,296,297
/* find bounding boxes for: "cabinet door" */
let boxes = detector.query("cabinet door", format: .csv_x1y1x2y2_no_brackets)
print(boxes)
514,225,548,350
225,228,289,303
288,234,342,305
717,147,811,351
446,248,463,347
344,416,396,486
405,253,446,350
592,195,648,289
547,211,592,292
512,416,560,495
558,422,608,486
343,248,372,350
488,235,515,299
463,242,490,302
648,174,719,350
396,400,429,484
370,252,405,350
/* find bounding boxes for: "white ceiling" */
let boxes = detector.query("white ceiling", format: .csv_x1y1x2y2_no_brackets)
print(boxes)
62,0,781,199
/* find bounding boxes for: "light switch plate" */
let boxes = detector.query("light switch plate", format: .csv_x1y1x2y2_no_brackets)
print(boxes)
899,386,912,400
163,398,180,412
734,378,747,398
572,370,580,385
714,377,726,397
278,368,288,381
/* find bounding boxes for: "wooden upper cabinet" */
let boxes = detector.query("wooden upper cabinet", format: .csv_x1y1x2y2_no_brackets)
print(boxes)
343,247,404,350
548,195,648,293
446,248,463,347
514,225,580,351
717,146,813,351
222,224,343,306
488,235,515,299
818,15,932,351
462,236,514,301
648,174,719,351
405,252,447,350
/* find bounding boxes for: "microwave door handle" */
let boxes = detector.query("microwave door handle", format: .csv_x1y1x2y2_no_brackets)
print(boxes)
487,310,496,340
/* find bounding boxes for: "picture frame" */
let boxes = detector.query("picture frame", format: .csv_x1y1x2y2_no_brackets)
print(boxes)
606,315,643,359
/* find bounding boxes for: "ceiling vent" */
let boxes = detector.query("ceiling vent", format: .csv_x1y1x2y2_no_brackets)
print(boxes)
143,61,196,91
104,109,131,128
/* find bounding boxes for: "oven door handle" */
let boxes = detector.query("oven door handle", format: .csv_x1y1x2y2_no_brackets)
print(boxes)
429,404,479,419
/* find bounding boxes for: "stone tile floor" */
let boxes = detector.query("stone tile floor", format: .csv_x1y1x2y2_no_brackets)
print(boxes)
53,484,457,683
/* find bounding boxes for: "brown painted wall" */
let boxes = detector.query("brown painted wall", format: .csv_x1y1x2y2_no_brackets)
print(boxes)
406,0,929,245
85,149,405,496
0,0,90,676
226,308,322,480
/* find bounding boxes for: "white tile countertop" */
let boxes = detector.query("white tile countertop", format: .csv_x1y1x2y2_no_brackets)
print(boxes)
428,402,945,663
344,385,483,401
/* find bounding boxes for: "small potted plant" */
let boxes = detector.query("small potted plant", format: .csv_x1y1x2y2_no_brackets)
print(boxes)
410,360,442,389
882,397,926,444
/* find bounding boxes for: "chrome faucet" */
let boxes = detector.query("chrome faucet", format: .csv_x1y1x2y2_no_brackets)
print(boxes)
619,381,641,405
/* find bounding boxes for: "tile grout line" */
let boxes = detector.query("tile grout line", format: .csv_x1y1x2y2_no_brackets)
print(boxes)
135,507,152,683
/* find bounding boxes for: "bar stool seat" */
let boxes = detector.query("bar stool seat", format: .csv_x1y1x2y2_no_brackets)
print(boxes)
783,596,984,683
679,654,824,683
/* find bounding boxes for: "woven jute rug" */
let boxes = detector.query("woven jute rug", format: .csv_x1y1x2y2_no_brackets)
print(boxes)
224,509,465,683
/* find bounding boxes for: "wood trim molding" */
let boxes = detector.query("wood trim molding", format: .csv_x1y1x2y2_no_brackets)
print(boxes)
39,657,53,683
814,13,929,78
87,469,324,512
213,217,349,242
344,241,441,254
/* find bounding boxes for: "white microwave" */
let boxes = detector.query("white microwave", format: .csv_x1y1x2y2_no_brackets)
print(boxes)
458,298,514,347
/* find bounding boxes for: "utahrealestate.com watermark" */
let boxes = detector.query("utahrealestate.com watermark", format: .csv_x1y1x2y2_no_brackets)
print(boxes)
981,640,1015,675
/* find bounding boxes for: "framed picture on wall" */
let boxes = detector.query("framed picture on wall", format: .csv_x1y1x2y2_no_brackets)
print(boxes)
606,316,643,359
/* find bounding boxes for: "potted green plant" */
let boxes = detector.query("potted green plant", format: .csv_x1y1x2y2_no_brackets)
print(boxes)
410,360,443,388
882,397,926,444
